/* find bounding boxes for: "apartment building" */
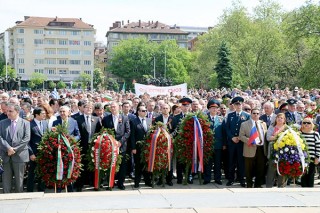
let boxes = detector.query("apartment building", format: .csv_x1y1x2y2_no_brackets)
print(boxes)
106,20,189,53
4,16,95,86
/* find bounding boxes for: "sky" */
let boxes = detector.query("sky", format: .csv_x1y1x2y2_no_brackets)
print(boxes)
0,0,308,44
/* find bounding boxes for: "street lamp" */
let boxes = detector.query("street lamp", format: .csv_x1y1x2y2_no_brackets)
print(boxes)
153,56,156,78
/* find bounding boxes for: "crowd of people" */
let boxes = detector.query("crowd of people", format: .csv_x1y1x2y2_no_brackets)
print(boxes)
0,86,319,193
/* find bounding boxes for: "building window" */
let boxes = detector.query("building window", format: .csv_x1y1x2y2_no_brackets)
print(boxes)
84,70,91,75
57,49,68,55
45,30,54,35
69,60,81,65
59,69,67,74
17,38,24,44
84,41,91,46
18,68,25,74
71,30,80,35
83,31,93,36
34,49,44,55
45,39,55,45
34,59,44,64
58,59,67,65
150,34,158,39
69,50,81,55
179,43,187,48
83,50,91,55
34,29,44,34
58,40,67,45
17,49,24,54
18,58,24,64
70,70,80,75
69,40,80,45
46,59,56,64
111,33,119,39
34,69,44,73
34,39,44,44
46,49,56,55
59,30,67,35
84,60,91,65
47,69,55,74
17,28,24,33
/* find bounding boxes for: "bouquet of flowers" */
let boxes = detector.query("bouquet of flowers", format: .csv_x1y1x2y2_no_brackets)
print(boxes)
175,112,214,184
273,128,309,179
87,129,122,190
140,122,173,186
36,125,82,189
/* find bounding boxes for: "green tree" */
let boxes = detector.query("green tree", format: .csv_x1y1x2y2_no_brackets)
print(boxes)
29,72,47,89
214,42,233,88
107,78,119,91
27,81,35,89
56,81,66,89
0,65,17,78
48,81,56,89
77,73,91,89
93,68,104,89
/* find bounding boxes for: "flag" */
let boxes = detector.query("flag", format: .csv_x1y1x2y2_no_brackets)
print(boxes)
101,95,113,102
248,125,260,146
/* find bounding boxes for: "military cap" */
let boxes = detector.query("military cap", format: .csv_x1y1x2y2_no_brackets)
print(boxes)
222,94,232,99
179,97,192,105
207,99,220,108
231,96,244,104
287,98,297,105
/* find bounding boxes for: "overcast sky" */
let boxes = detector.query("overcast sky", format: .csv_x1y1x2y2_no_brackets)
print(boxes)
0,0,308,44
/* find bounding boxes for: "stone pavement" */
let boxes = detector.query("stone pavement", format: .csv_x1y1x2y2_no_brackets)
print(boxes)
1,179,320,213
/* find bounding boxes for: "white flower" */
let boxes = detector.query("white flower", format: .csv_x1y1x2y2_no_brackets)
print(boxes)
280,150,283,154
275,154,279,158
284,147,289,152
291,150,295,154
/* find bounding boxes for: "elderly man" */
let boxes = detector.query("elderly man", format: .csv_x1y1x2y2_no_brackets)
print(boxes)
0,103,30,193
259,102,276,128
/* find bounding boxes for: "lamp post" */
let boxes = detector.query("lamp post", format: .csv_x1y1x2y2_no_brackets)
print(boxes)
164,50,167,78
153,56,156,78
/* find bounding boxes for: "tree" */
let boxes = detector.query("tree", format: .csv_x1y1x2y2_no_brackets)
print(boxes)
76,73,91,89
107,78,119,91
27,81,35,89
0,65,17,78
29,72,47,89
214,42,233,88
48,81,56,89
56,81,66,89
93,68,104,89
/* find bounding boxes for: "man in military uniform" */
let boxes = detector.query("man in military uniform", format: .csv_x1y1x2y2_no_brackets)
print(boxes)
225,97,250,187
285,99,302,126
203,99,225,185
171,97,192,184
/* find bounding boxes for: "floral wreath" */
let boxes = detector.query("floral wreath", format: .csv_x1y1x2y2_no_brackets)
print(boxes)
36,125,82,188
174,112,214,184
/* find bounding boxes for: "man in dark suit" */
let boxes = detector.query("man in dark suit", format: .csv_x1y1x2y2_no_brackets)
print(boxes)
259,102,276,128
131,105,152,188
225,96,250,187
52,106,80,141
27,107,48,192
75,102,101,191
71,100,87,120
102,102,130,190
0,103,30,193
154,103,174,186
203,99,225,185
146,100,160,122
0,101,8,121
93,102,110,126
171,97,192,184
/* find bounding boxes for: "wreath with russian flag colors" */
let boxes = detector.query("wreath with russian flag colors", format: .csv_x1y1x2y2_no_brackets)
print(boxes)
87,129,122,190
140,122,173,186
174,112,214,184
36,125,82,188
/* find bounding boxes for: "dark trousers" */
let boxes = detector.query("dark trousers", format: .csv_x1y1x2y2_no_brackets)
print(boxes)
222,148,229,179
244,146,266,188
74,158,93,189
301,162,315,187
134,147,151,185
116,151,127,187
228,141,245,183
214,149,223,181
27,161,45,192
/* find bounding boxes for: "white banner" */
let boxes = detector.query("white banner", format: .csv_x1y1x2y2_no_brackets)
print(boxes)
134,83,187,96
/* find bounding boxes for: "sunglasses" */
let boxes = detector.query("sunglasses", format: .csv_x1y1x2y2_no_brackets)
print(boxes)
302,122,311,125
244,108,251,111
139,110,147,112
252,112,259,115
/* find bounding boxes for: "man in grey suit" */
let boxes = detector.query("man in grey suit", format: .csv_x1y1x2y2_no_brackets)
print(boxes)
0,103,30,193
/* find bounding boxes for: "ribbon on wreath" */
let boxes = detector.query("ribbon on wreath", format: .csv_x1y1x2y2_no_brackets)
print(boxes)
108,135,119,188
56,134,75,180
192,116,204,173
147,127,173,172
93,135,103,189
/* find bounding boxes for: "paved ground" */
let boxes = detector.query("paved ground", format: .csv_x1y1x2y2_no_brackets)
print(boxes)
1,178,320,213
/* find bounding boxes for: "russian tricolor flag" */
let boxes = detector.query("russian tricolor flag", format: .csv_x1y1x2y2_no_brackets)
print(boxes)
248,125,260,146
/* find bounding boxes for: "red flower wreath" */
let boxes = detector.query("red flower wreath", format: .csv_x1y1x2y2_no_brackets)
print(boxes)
36,125,82,188
174,112,214,184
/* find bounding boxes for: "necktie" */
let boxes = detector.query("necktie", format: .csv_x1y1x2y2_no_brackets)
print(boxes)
255,121,264,145
142,118,147,131
267,116,271,126
113,115,118,130
291,113,296,123
39,121,43,134
148,112,152,119
10,120,17,139
86,115,91,133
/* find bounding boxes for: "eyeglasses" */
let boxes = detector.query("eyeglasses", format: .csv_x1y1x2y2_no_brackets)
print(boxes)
244,108,251,112
302,122,311,125
139,110,147,112
220,108,226,110
310,104,316,106
252,112,259,115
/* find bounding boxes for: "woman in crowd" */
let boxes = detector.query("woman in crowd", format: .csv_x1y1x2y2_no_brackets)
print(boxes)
266,113,289,187
300,117,320,187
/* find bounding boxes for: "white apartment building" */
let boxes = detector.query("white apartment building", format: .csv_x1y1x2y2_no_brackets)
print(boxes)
4,16,95,86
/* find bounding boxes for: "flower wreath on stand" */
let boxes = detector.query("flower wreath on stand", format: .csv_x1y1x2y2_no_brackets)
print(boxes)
140,122,173,187
87,128,122,190
36,125,82,191
272,127,310,181
175,112,214,185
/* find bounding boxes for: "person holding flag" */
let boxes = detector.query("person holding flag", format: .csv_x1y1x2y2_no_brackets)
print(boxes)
239,108,267,188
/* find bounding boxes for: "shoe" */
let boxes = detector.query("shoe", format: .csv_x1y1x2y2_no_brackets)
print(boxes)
76,187,82,192
214,180,222,185
226,181,234,186
187,179,193,184
134,183,140,188
157,180,163,186
118,185,125,190
203,181,211,185
240,182,246,187
177,180,182,184
145,182,153,187
105,187,112,191
166,181,173,186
